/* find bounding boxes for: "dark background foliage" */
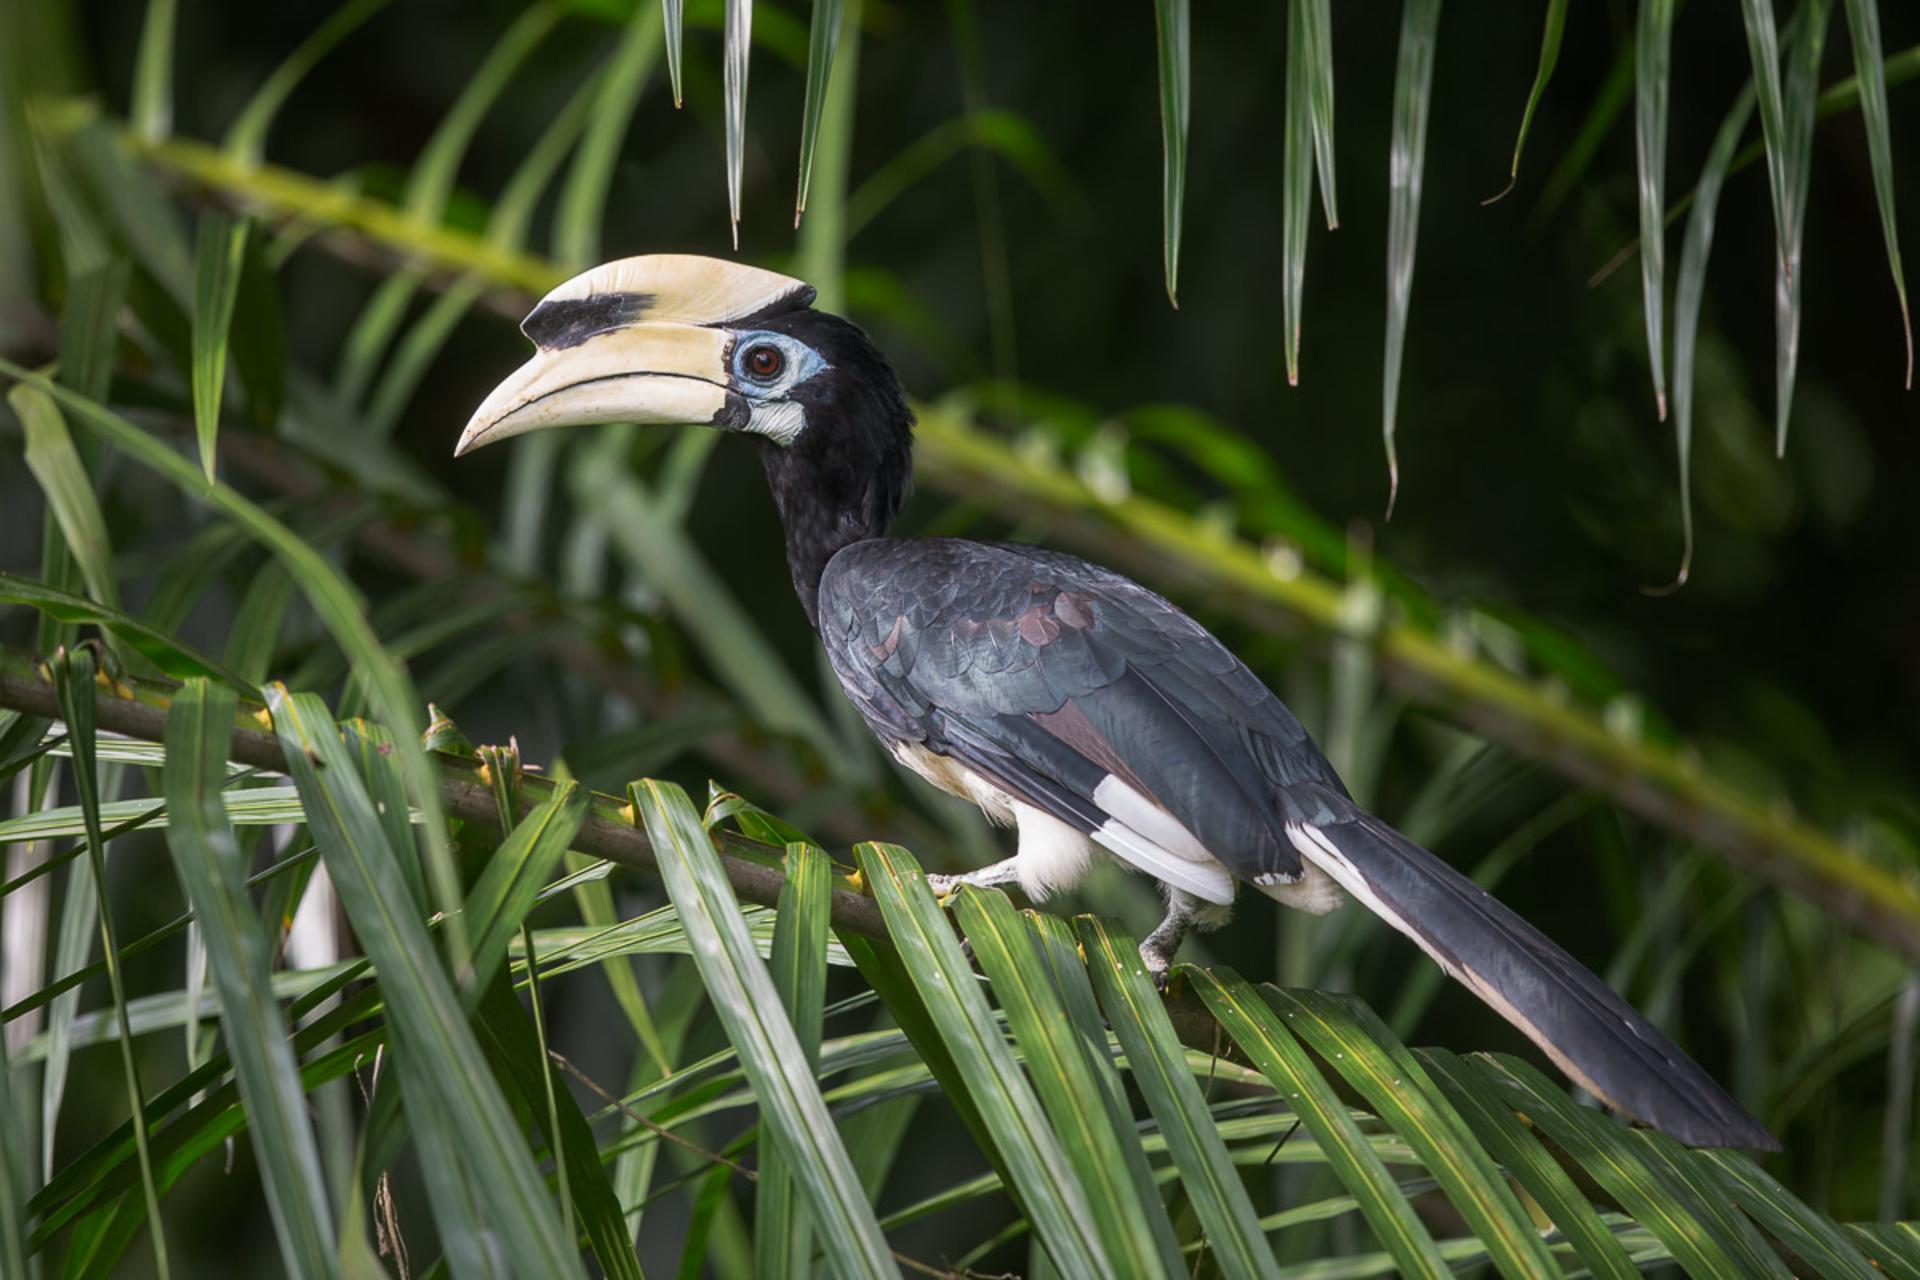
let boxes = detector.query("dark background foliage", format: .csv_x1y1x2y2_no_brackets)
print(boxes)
5,0,1920,1272
60,0,1916,792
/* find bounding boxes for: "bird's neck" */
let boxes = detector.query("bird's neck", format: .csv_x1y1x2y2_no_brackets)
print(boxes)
759,437,910,628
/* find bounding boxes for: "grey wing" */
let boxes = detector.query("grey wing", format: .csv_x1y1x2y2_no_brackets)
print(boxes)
817,538,1336,901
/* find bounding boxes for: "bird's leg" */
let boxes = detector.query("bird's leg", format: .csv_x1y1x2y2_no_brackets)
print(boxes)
925,856,1024,900
1139,890,1202,989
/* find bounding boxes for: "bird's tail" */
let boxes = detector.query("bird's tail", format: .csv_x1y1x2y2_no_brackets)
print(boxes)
1278,786,1777,1150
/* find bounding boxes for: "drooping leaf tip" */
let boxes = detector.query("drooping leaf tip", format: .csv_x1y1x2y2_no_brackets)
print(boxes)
1901,299,1913,390
1641,560,1690,597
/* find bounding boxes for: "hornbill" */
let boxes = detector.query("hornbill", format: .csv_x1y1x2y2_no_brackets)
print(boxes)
457,253,1777,1151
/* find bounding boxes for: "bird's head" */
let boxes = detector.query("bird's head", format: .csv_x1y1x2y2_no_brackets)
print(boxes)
457,253,914,624
454,253,911,465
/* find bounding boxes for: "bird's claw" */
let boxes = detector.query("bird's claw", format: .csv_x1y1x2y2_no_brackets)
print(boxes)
1139,943,1174,993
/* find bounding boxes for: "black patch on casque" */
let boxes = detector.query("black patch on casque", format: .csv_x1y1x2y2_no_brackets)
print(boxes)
733,284,818,325
521,292,655,349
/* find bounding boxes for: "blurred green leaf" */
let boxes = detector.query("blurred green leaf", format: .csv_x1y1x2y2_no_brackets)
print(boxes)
956,890,1178,1278
132,0,179,143
1282,0,1314,386
1773,0,1834,454
1841,0,1913,388
1150,0,1189,305
1633,0,1673,421
724,0,752,247
189,212,248,481
555,1,663,268
663,0,686,107
230,225,286,426
857,842,1111,1274
1418,1047,1640,1279
66,119,192,301
335,2,558,407
0,1019,27,1280
0,363,469,966
13,386,117,609
755,842,832,1278
1263,990,1560,1277
162,680,337,1279
580,459,847,773
1189,966,1448,1280
1699,1147,1877,1277
1476,1053,1755,1277
266,685,584,1278
50,647,172,1279
1488,0,1565,203
464,780,590,995
844,109,1081,242
1381,0,1441,513
794,0,845,224
223,562,295,684
363,55,601,438
1303,0,1336,228
632,781,895,1278
1078,919,1278,1280
1662,85,1755,593
1,550,240,686
58,258,129,403
224,0,391,166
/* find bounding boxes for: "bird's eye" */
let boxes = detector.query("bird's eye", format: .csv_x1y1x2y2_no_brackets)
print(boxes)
742,343,785,382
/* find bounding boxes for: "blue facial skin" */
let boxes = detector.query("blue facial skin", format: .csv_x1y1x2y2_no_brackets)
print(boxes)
729,329,829,398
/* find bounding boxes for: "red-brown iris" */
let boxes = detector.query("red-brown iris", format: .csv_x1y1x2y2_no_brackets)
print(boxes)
743,344,784,380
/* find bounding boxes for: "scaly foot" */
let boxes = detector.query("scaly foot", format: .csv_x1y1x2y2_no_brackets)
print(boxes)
1139,940,1175,992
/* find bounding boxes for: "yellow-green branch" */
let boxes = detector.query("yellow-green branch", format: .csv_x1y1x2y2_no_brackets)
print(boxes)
0,647,1227,1051
44,111,1920,959
0,647,883,937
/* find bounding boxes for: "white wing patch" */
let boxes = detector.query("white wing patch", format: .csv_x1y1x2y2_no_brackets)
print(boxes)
1092,776,1213,862
1087,773,1237,904
1088,821,1237,904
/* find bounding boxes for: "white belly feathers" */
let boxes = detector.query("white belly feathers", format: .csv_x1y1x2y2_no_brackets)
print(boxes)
887,741,1307,909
